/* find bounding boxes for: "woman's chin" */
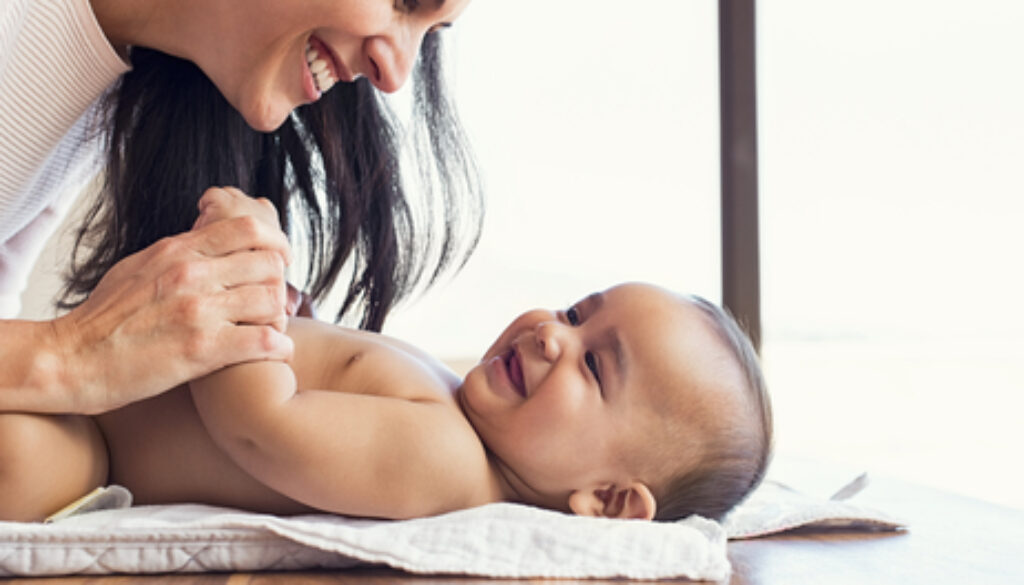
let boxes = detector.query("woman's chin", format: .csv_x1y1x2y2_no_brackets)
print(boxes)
237,93,293,133
244,109,290,133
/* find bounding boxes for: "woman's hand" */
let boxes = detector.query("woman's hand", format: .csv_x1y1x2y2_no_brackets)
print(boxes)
46,187,294,414
195,188,316,320
192,187,294,330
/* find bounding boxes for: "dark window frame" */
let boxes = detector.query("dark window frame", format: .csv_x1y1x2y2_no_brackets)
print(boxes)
719,0,761,351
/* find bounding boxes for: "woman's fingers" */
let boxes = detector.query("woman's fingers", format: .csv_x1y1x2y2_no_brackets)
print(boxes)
189,213,292,266
198,246,289,333
182,189,292,333
194,187,282,242
214,282,291,334
212,324,295,369
49,189,298,414
54,266,295,415
201,247,286,290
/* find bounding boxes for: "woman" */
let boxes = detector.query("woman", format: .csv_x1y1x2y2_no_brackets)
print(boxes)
0,0,480,416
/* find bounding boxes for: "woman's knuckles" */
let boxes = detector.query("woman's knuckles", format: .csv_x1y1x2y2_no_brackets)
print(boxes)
149,235,188,262
181,326,219,364
269,282,287,308
197,188,281,228
153,245,287,295
255,325,286,353
199,186,235,207
156,260,210,293
228,215,273,247
173,294,210,328
215,325,291,366
236,285,287,322
255,197,279,221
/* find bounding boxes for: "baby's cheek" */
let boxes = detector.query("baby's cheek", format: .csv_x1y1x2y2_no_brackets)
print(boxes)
535,375,590,415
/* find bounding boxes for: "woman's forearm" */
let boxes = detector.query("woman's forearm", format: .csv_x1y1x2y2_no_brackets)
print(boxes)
0,319,71,413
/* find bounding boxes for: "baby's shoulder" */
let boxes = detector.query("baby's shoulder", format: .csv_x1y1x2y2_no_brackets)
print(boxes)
286,317,462,404
383,399,504,515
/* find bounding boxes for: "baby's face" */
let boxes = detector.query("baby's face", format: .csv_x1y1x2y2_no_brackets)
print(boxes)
458,283,747,511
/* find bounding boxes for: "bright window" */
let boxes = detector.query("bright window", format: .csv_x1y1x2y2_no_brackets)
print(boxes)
388,0,1024,509
759,0,1024,508
385,1,722,359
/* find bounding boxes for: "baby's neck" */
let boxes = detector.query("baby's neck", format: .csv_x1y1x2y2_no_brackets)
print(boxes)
479,444,570,513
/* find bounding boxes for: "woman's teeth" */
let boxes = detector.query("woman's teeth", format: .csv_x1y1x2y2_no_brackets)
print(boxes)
306,42,337,94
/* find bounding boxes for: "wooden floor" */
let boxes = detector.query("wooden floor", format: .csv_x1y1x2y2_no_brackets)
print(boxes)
6,468,1022,585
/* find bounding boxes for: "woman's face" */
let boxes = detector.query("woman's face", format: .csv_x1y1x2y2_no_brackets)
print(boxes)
185,0,472,131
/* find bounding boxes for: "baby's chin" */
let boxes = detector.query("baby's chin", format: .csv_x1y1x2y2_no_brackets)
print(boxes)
457,362,485,392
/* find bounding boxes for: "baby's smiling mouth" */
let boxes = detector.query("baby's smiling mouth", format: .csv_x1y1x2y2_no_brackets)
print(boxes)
505,348,526,397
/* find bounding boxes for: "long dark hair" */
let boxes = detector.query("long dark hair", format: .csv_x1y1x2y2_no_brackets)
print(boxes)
61,33,481,331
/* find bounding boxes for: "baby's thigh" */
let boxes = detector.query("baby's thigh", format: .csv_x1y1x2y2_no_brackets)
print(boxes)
0,413,108,522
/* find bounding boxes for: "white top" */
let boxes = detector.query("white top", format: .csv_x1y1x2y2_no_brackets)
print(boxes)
0,0,129,317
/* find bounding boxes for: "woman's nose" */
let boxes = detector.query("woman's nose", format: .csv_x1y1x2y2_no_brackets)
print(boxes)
363,27,422,93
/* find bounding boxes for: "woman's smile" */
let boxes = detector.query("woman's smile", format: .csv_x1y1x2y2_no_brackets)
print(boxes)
303,36,340,100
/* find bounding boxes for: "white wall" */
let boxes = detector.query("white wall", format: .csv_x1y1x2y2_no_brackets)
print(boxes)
384,0,1024,508
757,0,1024,508
382,1,721,358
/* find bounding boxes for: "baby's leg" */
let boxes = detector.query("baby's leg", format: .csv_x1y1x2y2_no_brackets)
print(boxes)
0,413,108,522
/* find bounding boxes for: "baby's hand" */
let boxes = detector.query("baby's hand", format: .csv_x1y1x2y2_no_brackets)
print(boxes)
287,283,316,319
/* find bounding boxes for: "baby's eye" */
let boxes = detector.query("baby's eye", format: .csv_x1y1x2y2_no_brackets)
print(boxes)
395,0,420,13
566,306,580,325
585,351,602,385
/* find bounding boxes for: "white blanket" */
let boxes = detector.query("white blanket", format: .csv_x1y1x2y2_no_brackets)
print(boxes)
0,502,729,580
0,476,903,580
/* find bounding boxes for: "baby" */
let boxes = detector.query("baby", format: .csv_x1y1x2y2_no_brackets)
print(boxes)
0,283,772,523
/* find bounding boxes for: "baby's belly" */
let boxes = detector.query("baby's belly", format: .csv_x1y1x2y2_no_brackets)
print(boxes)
94,385,311,515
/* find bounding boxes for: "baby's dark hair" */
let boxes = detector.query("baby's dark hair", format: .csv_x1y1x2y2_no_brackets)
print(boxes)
653,296,773,522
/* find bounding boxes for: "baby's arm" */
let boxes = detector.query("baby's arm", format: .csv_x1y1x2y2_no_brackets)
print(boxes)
188,346,484,519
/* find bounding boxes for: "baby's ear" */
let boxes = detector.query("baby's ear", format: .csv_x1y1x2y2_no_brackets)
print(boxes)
568,482,656,520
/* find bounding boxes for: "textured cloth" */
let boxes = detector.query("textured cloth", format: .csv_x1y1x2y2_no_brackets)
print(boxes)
723,474,905,539
0,502,730,580
0,0,128,316
0,475,904,579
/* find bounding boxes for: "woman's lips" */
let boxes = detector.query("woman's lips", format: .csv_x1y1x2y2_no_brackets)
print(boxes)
302,35,353,102
310,35,355,82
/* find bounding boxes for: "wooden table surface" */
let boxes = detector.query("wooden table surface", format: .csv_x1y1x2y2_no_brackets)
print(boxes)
7,466,1023,585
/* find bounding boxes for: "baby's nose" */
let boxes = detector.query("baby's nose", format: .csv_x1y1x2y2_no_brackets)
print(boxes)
535,322,562,362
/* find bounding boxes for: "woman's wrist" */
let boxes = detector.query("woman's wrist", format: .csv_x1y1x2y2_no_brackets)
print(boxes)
0,319,74,413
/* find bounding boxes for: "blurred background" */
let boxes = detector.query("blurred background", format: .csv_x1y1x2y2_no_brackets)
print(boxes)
23,1,1023,508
